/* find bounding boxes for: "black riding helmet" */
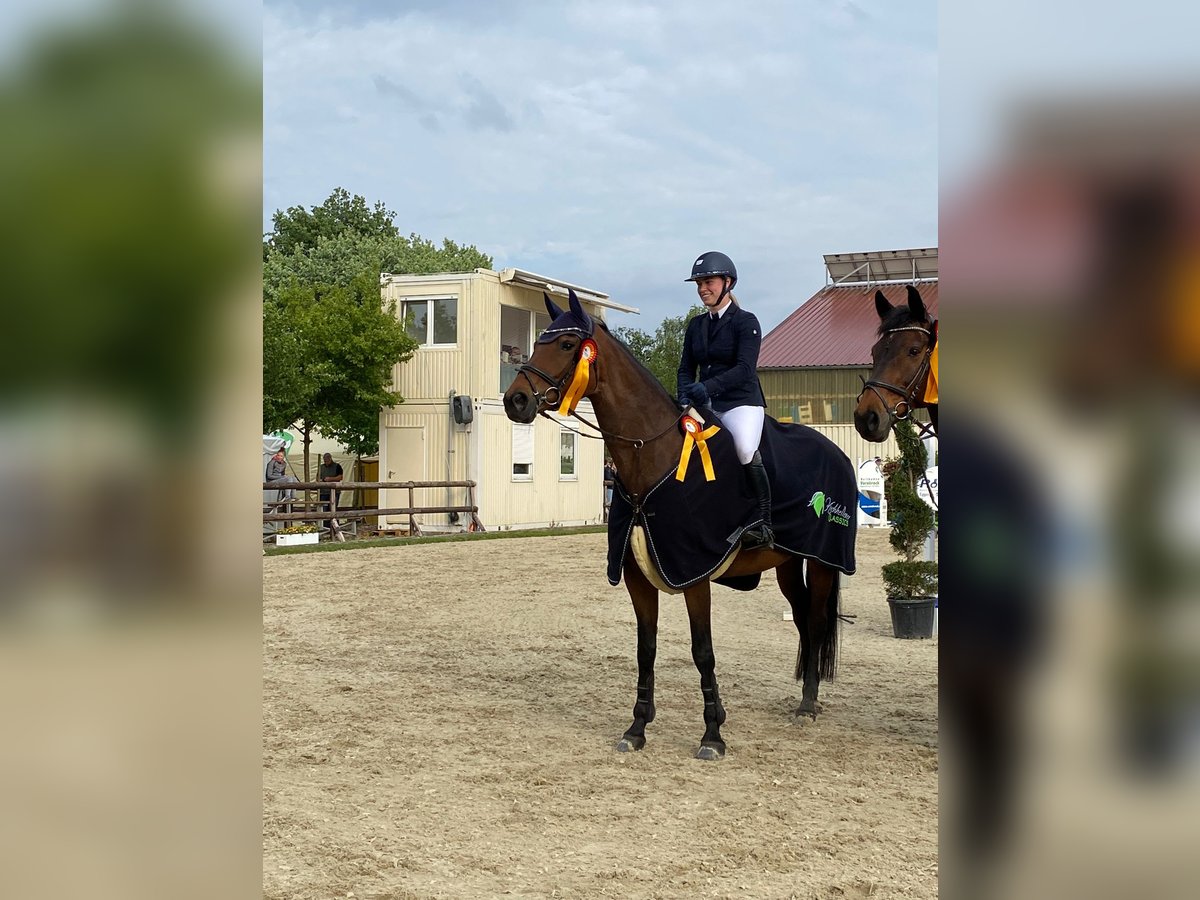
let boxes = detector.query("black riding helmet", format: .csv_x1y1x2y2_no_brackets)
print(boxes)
686,251,737,289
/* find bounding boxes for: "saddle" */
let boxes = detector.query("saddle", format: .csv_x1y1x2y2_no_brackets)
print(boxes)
607,415,858,593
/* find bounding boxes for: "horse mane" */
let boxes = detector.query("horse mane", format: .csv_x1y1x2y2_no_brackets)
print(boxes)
596,320,680,406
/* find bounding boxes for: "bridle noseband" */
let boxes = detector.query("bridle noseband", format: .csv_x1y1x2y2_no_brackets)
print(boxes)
516,360,570,411
858,323,936,436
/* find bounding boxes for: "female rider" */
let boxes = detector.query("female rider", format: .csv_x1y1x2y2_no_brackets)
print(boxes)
676,251,773,548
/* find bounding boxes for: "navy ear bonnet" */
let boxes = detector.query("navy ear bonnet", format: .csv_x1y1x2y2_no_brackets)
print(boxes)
537,288,594,342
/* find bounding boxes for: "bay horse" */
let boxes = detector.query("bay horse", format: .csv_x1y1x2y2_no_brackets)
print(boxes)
851,285,1043,860
853,285,938,442
503,291,844,761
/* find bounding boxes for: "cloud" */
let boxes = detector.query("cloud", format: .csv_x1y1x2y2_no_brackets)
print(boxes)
372,74,441,131
263,0,938,333
458,74,515,132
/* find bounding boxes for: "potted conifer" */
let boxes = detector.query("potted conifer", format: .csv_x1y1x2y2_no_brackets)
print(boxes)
882,420,937,638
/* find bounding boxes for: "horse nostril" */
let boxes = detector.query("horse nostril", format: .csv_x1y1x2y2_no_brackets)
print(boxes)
867,411,879,434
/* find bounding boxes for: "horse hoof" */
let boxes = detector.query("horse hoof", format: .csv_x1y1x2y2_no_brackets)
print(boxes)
616,736,645,753
695,743,725,761
795,700,819,720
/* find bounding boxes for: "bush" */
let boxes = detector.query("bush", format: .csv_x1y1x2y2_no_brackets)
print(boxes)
882,420,937,599
882,560,939,599
279,524,318,535
885,422,932,559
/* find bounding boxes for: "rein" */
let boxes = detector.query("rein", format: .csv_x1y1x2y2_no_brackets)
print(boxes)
858,323,938,440
518,346,685,449
555,408,684,449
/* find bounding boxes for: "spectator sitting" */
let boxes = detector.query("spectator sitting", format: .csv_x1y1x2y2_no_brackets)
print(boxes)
266,449,297,505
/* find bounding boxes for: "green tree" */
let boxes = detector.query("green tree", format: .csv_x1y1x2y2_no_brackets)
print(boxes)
881,420,937,598
263,274,417,478
263,188,494,467
263,188,493,300
263,186,397,260
614,305,705,395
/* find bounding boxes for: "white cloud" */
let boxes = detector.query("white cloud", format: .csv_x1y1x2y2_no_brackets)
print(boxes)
263,0,937,332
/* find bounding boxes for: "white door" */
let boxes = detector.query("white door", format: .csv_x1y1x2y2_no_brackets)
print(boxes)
384,426,426,525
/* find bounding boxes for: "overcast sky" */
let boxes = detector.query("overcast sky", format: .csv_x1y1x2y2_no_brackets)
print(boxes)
264,0,936,333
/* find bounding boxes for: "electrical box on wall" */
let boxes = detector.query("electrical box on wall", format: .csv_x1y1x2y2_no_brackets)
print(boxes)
451,394,474,425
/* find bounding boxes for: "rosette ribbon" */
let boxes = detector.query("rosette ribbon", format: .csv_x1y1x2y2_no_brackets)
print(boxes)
558,339,597,415
922,323,939,404
675,414,721,482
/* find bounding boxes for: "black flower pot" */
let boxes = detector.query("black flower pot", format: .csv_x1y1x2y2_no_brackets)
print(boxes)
887,596,936,639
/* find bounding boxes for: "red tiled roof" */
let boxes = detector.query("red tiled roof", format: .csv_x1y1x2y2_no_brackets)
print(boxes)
759,281,939,368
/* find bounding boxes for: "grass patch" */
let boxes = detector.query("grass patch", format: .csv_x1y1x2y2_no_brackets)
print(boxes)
263,524,608,556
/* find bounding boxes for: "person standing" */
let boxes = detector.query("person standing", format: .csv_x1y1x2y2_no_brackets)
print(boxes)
603,457,617,521
676,250,772,548
318,452,344,527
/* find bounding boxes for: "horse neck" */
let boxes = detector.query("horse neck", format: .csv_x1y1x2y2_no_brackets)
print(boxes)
587,332,683,498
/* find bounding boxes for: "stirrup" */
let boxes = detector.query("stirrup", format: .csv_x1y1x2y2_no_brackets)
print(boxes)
741,524,775,549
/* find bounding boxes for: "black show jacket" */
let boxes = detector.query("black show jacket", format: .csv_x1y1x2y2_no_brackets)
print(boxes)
676,302,767,413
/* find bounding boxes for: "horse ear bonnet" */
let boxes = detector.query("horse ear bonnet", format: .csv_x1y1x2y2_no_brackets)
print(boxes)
543,292,565,319
537,288,594,343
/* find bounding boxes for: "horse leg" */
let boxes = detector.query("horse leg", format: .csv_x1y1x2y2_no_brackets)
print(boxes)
780,559,840,719
684,581,726,760
616,556,659,752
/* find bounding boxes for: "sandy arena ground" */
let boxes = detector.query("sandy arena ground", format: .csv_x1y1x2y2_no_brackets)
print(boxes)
263,528,937,899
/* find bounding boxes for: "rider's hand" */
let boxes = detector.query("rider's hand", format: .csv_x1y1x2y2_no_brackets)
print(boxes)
680,382,709,409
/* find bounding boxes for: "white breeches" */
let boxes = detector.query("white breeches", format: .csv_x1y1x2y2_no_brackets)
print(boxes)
720,405,765,464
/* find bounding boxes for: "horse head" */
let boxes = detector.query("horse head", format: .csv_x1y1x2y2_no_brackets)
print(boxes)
853,285,937,442
503,288,597,424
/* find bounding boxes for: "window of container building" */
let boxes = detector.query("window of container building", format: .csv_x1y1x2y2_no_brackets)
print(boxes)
559,430,577,479
500,306,552,392
401,297,458,347
512,423,534,480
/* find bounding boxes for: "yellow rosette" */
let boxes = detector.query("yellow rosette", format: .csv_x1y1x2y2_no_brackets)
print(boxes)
922,340,938,404
558,339,597,415
676,414,721,482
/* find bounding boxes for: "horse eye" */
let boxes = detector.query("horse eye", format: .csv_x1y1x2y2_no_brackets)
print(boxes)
908,346,921,356
562,340,576,351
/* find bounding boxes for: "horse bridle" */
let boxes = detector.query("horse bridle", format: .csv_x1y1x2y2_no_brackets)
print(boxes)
858,323,937,437
517,337,684,448
516,360,570,412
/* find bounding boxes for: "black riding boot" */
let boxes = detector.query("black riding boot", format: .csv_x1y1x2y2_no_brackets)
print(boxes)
741,451,775,549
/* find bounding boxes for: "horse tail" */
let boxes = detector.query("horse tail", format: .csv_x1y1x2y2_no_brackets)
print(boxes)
819,572,840,681
791,566,841,682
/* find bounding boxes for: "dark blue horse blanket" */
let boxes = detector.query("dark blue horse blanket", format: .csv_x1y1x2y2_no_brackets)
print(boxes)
607,416,858,590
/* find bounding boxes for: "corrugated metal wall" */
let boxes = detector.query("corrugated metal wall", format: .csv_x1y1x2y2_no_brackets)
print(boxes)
808,424,900,469
380,402,472,529
760,366,925,464
377,270,610,531
760,367,872,425
472,400,604,529
385,275,482,402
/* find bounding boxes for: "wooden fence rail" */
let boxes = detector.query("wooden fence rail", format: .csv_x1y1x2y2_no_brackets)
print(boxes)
263,479,483,541
264,480,475,491
263,506,477,523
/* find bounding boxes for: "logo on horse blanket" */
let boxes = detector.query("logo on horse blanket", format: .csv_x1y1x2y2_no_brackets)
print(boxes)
607,416,858,590
808,491,852,527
